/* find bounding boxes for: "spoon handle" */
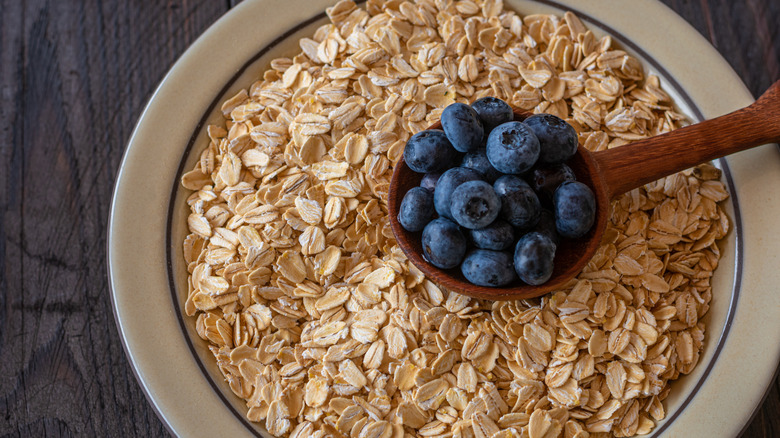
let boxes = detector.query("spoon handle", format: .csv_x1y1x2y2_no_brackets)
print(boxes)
593,79,780,199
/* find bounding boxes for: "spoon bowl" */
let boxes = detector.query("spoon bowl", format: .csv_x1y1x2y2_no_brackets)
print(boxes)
388,80,780,301
388,110,609,300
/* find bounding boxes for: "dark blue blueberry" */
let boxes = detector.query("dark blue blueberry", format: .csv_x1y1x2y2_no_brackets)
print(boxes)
528,163,576,205
450,181,501,229
529,209,559,245
461,149,502,183
461,249,518,287
471,96,514,131
398,187,435,232
469,220,514,250
434,167,483,220
420,172,442,192
403,129,459,173
514,232,556,285
524,114,578,165
553,181,596,238
493,175,541,229
486,121,540,174
441,103,484,153
421,218,467,269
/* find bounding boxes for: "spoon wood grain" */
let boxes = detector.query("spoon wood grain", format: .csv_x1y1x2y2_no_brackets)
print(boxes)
388,80,780,301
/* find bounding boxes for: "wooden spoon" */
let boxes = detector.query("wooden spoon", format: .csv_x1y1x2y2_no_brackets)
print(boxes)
387,80,780,301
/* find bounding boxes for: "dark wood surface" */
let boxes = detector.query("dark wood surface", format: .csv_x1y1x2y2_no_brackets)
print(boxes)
0,0,777,436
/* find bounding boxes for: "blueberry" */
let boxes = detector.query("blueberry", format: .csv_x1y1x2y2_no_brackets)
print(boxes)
524,114,578,165
450,181,501,229
493,175,541,229
434,167,483,220
398,187,435,232
421,218,467,269
420,172,442,192
469,220,514,250
529,209,559,245
553,181,596,238
528,163,576,205
404,129,459,173
471,96,514,131
486,121,540,174
461,249,518,287
461,149,502,183
514,232,556,285
441,103,484,153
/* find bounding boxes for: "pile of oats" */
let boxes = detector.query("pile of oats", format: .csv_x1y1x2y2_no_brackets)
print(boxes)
180,1,730,437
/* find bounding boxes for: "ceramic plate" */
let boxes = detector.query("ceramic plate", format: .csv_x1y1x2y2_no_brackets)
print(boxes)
108,0,780,436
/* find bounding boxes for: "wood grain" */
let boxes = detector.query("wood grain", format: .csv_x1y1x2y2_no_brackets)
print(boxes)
0,1,777,437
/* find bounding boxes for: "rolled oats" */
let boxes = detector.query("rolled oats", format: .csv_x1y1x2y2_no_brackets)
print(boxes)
182,1,730,437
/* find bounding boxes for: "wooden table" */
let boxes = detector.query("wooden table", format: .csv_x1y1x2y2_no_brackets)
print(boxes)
1,0,777,436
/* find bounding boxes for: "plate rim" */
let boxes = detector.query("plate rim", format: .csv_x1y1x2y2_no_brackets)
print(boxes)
108,0,780,436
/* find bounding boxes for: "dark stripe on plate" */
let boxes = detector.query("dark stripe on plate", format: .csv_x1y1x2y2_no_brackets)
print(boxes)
163,1,744,436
